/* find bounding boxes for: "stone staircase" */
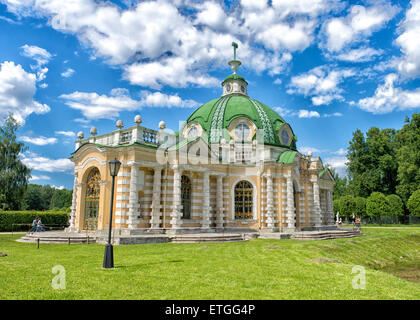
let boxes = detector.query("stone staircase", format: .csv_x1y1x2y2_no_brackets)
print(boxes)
170,233,247,243
17,232,96,244
291,229,362,240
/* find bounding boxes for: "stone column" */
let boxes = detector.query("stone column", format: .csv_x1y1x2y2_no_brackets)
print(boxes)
215,176,224,228
286,174,296,231
127,165,139,229
326,189,334,225
150,168,162,229
201,172,211,229
312,179,322,227
67,174,78,232
265,174,275,229
170,166,183,230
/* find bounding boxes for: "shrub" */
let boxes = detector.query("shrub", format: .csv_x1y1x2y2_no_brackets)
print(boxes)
0,211,69,232
338,195,356,218
366,192,391,218
407,189,420,217
386,194,404,217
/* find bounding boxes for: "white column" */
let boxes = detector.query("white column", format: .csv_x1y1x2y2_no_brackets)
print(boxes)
286,174,296,230
68,174,78,231
201,172,211,229
150,168,162,229
127,165,139,229
312,179,322,227
327,189,334,225
265,174,275,228
215,176,224,228
170,166,183,229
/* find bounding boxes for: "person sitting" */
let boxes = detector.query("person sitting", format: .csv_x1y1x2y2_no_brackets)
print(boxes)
36,219,45,232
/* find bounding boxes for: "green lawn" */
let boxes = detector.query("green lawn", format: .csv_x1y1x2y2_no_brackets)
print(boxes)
0,229,419,300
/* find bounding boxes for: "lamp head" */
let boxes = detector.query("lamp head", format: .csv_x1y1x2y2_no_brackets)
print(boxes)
108,158,121,177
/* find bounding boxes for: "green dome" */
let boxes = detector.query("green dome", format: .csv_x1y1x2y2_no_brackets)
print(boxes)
185,94,297,149
222,74,248,85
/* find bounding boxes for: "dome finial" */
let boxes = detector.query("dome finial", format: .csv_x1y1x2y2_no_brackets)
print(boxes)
232,41,238,60
228,41,241,74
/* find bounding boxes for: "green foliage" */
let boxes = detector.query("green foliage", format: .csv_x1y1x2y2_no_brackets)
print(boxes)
354,196,367,217
328,167,349,199
395,114,420,204
0,115,31,210
23,184,72,211
0,210,69,231
366,192,391,218
338,195,356,217
333,199,340,214
386,194,404,217
347,128,397,198
407,189,420,217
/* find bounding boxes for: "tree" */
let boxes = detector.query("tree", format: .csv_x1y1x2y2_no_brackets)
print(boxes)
407,189,420,217
347,127,397,198
386,194,404,217
328,167,349,199
366,192,391,218
395,114,420,204
338,195,356,218
0,115,31,210
333,199,340,214
354,197,366,218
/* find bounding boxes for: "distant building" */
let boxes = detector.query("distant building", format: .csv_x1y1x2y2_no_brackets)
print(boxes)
67,45,335,237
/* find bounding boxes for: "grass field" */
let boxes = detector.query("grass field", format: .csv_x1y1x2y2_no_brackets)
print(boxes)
0,228,419,300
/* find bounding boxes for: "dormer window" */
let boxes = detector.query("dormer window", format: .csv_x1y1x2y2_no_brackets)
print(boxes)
235,123,250,141
188,125,199,139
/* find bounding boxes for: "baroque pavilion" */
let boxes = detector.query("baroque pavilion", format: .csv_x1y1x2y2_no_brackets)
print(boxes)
66,45,336,241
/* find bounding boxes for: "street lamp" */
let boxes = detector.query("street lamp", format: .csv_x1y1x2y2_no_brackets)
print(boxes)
103,158,121,269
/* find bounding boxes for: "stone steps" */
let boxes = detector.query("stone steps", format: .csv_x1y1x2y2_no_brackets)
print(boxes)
291,230,362,240
170,233,246,243
18,234,95,244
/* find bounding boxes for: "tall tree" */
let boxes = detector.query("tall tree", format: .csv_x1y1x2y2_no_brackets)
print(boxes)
395,114,420,204
347,127,397,197
0,115,31,210
328,167,349,199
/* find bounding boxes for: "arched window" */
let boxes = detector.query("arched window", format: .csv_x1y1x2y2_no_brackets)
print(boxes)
181,175,192,219
84,167,101,230
188,125,199,139
234,123,250,141
234,180,253,220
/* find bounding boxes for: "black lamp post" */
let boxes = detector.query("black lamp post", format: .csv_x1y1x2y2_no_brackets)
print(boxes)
103,158,121,269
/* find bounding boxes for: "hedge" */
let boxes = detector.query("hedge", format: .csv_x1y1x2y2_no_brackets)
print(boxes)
0,211,69,232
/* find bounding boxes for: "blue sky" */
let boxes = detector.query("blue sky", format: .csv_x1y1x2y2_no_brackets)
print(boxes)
0,0,419,189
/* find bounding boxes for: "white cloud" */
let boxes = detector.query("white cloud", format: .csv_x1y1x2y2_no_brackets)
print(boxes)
323,112,343,117
60,89,199,119
61,68,75,78
299,146,321,155
288,65,355,105
55,131,75,137
20,44,52,66
21,136,57,145
1,0,340,89
30,174,51,181
396,0,420,78
20,44,51,82
336,47,383,62
333,148,347,155
298,110,320,118
357,73,420,114
22,152,74,173
324,156,347,176
322,4,398,53
0,61,50,124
